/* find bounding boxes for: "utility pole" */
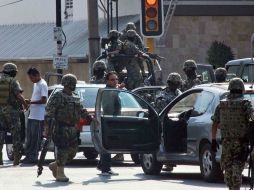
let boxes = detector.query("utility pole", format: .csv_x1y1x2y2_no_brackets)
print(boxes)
56,0,63,83
87,0,100,79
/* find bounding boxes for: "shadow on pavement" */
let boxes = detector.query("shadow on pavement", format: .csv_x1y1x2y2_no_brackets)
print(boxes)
33,180,73,188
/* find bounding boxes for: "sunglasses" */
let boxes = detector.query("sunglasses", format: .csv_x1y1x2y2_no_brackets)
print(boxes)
109,78,119,81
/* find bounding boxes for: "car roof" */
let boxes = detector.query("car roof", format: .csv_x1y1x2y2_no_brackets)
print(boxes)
226,58,254,66
48,82,106,90
194,83,254,94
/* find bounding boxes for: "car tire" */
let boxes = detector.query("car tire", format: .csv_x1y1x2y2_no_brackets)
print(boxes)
141,153,162,175
6,144,14,161
200,143,223,182
131,153,141,164
84,151,98,160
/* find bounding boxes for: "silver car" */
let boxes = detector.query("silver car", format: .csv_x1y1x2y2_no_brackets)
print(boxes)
92,83,254,182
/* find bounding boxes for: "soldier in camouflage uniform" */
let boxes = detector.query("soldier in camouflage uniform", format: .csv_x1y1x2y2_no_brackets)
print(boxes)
181,60,202,91
122,30,146,90
45,74,91,182
0,63,28,166
155,73,182,112
212,78,253,190
107,30,123,72
120,22,144,51
215,67,227,83
90,60,106,84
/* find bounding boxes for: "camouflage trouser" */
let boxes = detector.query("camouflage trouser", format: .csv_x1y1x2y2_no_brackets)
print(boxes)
221,139,248,189
53,126,79,166
0,111,23,162
126,73,143,90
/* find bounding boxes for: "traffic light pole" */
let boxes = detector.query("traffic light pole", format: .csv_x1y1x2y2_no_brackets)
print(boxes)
56,0,63,83
87,0,100,78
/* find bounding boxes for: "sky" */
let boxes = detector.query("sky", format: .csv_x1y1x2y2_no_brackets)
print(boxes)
0,0,140,25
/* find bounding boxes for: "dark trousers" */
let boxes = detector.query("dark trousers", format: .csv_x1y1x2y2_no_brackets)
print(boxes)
98,153,111,172
25,119,43,161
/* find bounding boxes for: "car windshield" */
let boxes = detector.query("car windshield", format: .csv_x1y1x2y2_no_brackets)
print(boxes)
53,87,99,108
242,65,254,82
227,65,240,76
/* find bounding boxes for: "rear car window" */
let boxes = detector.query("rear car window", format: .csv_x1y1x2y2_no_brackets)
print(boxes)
51,87,99,108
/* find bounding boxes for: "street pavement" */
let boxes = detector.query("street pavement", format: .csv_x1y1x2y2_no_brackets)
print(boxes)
0,145,250,190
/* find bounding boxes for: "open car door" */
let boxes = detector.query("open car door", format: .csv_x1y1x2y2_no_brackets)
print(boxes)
159,89,203,153
92,88,160,154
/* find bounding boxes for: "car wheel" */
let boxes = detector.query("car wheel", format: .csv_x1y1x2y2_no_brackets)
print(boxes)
200,143,223,182
6,144,14,161
141,153,162,175
84,151,98,160
131,153,141,164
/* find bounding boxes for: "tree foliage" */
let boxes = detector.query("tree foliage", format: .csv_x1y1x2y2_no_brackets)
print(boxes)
206,41,234,68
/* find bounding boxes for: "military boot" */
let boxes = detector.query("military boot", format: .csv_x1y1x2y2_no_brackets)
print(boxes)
13,154,22,166
56,166,69,182
0,152,3,165
49,162,57,178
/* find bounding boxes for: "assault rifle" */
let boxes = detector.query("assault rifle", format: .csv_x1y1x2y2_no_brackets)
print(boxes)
37,119,55,177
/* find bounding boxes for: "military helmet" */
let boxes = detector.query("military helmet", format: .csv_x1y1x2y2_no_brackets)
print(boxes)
228,77,245,92
215,67,227,77
61,73,77,87
126,30,136,38
215,67,227,82
2,62,18,72
93,60,106,70
108,30,119,38
183,60,197,70
126,22,136,31
167,72,182,84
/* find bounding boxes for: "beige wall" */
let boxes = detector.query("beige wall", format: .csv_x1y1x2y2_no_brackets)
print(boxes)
0,60,89,98
157,16,254,81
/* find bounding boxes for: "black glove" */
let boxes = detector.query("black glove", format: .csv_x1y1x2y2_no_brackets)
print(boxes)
211,139,219,152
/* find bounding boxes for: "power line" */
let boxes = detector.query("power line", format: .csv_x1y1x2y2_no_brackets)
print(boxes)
0,0,24,8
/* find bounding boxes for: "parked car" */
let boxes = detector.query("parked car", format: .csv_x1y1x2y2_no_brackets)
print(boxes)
91,83,254,182
225,58,254,82
5,82,106,161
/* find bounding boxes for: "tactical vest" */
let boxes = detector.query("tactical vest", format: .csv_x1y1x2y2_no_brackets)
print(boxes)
0,77,11,105
56,92,82,125
220,99,250,138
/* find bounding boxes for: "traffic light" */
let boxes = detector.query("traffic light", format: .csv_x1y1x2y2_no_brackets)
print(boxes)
141,0,164,37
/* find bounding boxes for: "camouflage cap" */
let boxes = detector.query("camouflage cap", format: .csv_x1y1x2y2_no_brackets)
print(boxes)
183,60,197,70
2,62,18,72
126,30,136,38
228,77,245,92
93,60,106,70
61,73,77,87
167,72,182,84
108,30,119,38
126,22,136,31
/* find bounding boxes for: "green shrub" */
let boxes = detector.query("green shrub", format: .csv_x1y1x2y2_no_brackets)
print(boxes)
206,41,234,68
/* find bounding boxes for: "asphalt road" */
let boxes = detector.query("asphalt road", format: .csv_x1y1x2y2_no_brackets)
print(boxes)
0,146,251,190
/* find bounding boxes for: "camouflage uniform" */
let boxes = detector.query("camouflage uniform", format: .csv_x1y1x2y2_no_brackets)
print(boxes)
215,67,227,83
122,38,143,90
155,73,182,112
90,60,106,84
120,22,144,51
212,78,253,190
181,60,202,91
0,63,23,165
107,30,123,72
45,74,90,182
